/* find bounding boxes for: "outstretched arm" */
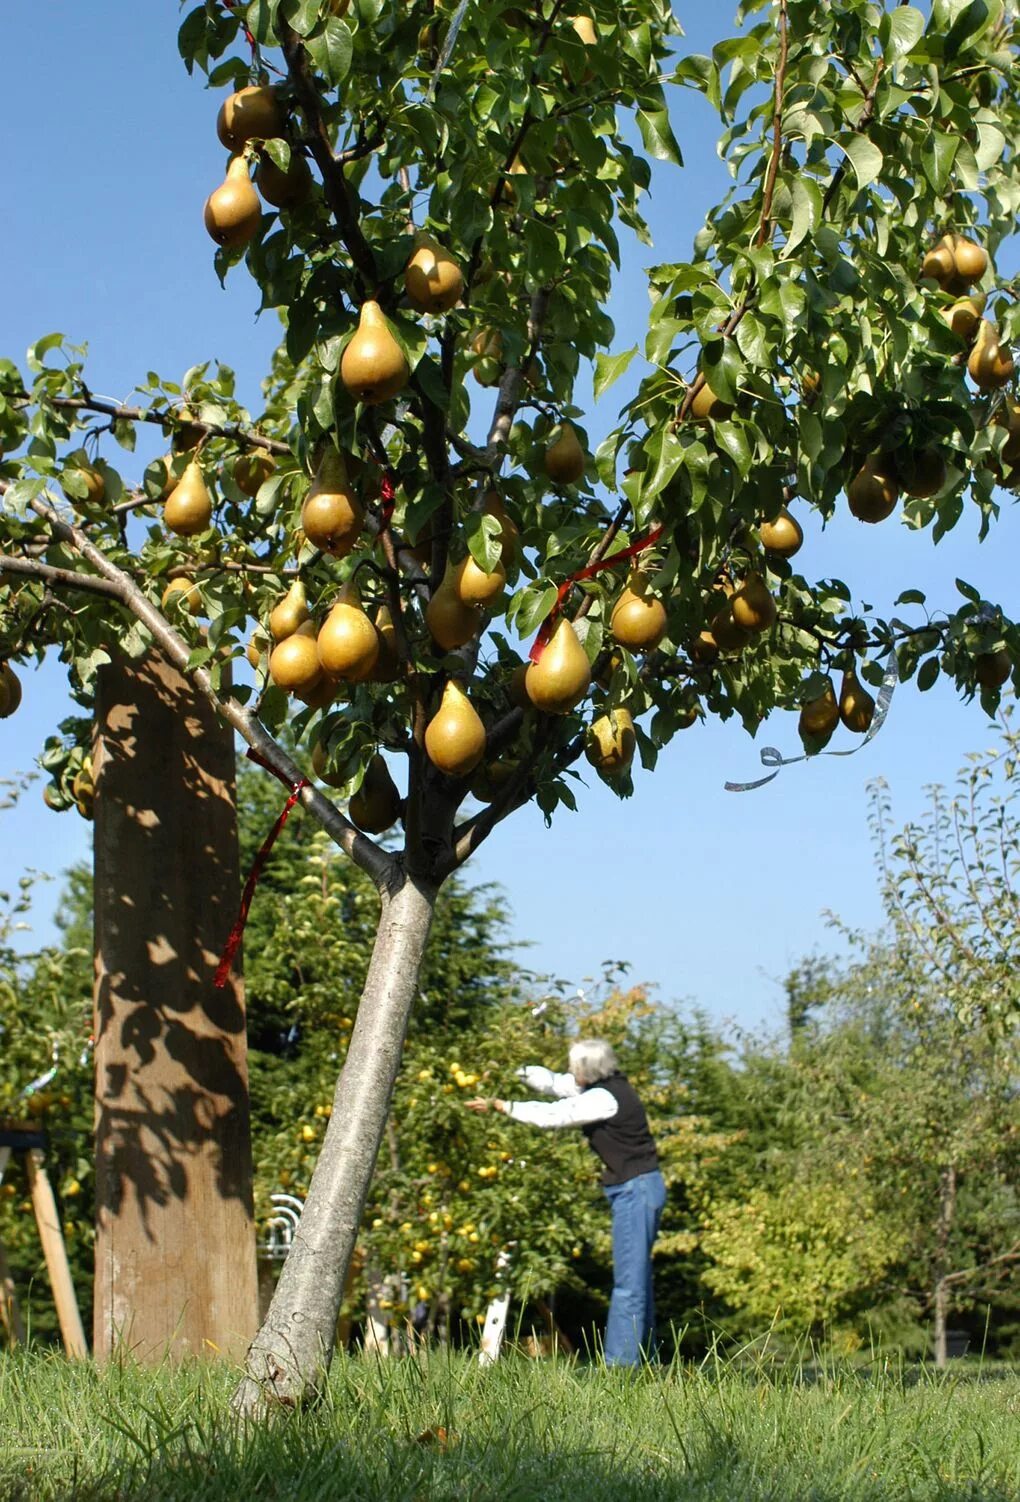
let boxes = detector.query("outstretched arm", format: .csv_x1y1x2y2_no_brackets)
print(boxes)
466,1089,618,1131
515,1065,580,1098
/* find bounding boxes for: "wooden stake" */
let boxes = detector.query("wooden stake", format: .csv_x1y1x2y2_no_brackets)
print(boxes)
25,1149,88,1358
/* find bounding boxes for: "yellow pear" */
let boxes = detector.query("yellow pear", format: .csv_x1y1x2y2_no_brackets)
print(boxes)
349,754,402,834
585,707,635,776
164,460,213,536
942,293,986,340
426,565,482,651
269,628,322,693
0,664,22,719
296,672,341,709
204,155,261,250
482,490,519,564
525,619,591,714
453,552,506,607
759,507,803,557
301,447,364,556
839,667,875,733
269,580,309,641
340,300,409,404
610,572,668,651
508,660,532,709
471,328,503,386
968,320,1015,390
316,582,379,680
246,628,270,670
424,680,487,777
404,233,464,315
469,757,519,802
544,423,586,485
690,379,733,421
61,458,106,509
847,454,898,523
799,680,839,741
974,649,1012,691
730,573,777,634
709,603,751,653
570,14,597,44
947,234,989,287
161,578,202,616
216,85,283,150
234,449,276,496
689,629,720,665
255,151,313,209
312,739,352,788
920,237,957,286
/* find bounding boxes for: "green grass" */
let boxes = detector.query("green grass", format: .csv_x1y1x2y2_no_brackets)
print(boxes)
0,1347,1018,1501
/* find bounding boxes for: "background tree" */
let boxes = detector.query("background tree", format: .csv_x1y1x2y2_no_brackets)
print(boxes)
1,0,1019,1407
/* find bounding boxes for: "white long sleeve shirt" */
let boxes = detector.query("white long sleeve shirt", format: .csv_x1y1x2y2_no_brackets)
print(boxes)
505,1065,619,1130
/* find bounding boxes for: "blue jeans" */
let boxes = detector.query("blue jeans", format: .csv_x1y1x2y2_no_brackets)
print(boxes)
603,1169,666,1366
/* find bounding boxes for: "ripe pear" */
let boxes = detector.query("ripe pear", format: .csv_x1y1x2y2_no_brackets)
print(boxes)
349,754,402,834
269,628,322,693
317,582,379,680
947,234,988,287
404,233,464,314
340,300,409,405
61,460,106,508
425,680,487,777
689,629,720,666
312,739,348,788
255,151,313,209
847,454,898,523
161,578,202,616
610,572,668,651
246,627,270,670
164,460,213,536
920,238,958,286
974,648,1012,691
759,507,803,558
690,379,733,421
570,14,597,43
482,490,519,564
730,573,777,634
799,680,839,741
967,320,1015,390
72,759,94,819
0,664,22,719
838,667,875,733
234,449,276,497
296,672,341,709
471,329,503,386
426,566,482,651
370,604,400,682
525,619,591,714
585,707,635,777
269,580,309,641
453,552,506,607
216,85,283,150
994,403,1020,469
204,155,262,249
301,447,364,556
942,293,986,340
898,448,946,500
676,701,699,729
544,423,586,485
709,603,752,653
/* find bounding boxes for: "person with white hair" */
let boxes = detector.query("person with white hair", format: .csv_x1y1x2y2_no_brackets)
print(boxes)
466,1038,665,1367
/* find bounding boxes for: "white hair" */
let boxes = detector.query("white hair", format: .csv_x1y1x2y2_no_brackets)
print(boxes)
568,1038,618,1086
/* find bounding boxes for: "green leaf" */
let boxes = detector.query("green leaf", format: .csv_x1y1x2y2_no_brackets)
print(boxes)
841,135,884,189
514,584,559,638
734,314,770,369
975,123,1006,172
248,0,282,45
26,333,64,373
465,511,503,575
896,589,927,606
594,347,638,401
636,109,683,166
282,0,322,35
713,420,752,477
917,656,940,691
921,130,959,192
955,578,981,603
883,6,925,58
306,18,353,86
264,137,292,172
781,177,822,258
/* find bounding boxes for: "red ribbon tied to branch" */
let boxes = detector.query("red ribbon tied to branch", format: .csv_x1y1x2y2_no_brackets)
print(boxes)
528,522,665,663
214,749,310,989
379,471,396,529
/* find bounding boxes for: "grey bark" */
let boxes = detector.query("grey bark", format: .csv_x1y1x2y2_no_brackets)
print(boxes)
233,869,437,1413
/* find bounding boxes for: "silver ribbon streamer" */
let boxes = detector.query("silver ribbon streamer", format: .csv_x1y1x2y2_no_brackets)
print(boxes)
425,0,473,104
725,653,900,793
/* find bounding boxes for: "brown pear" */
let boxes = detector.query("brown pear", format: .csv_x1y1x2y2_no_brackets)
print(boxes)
204,155,261,250
508,661,532,709
585,707,635,777
301,448,364,556
942,293,986,340
471,329,503,385
164,460,213,536
366,605,399,683
689,630,720,666
847,455,898,523
404,233,464,314
482,490,519,564
255,151,313,209
311,739,349,788
426,566,482,651
974,649,1012,691
799,680,839,741
690,379,733,421
216,85,283,150
269,580,309,641
340,300,409,405
709,603,752,653
453,552,506,607
838,668,875,733
968,320,1014,390
730,573,777,634
948,235,989,287
269,627,322,693
317,582,379,680
525,619,591,714
234,449,276,496
296,672,341,709
349,754,402,834
610,572,668,651
759,507,803,558
544,423,586,485
0,664,22,719
161,578,202,616
920,238,957,286
898,448,946,500
425,680,487,777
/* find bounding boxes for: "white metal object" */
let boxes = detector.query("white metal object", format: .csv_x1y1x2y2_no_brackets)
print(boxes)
260,1192,305,1260
0,1147,10,1186
478,1242,516,1365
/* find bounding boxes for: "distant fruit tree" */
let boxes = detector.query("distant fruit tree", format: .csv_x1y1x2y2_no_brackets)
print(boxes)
1,0,1019,1410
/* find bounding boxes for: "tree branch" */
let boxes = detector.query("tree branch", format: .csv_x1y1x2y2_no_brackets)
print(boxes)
26,391,290,455
0,552,124,601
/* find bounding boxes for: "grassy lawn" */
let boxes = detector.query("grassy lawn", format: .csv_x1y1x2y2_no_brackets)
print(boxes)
1,1349,1018,1501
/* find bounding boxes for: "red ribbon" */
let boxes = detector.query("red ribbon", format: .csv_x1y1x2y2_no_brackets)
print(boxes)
528,523,665,663
214,749,310,989
221,0,257,56
379,472,396,530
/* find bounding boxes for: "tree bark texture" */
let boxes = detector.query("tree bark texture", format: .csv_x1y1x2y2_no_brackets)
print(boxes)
234,871,437,1413
932,1163,958,1369
92,653,258,1362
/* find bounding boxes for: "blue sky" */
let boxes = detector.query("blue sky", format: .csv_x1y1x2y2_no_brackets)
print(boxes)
1,4,1016,1033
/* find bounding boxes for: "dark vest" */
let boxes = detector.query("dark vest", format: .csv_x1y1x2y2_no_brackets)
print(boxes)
582,1073,659,1186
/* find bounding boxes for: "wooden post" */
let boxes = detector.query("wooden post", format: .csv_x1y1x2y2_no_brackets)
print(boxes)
92,653,258,1363
25,1149,87,1357
0,1147,25,1347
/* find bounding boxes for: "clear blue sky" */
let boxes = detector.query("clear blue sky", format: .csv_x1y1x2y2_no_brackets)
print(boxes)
1,4,1016,1033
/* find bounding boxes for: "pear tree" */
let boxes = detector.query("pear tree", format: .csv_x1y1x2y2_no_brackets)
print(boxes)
1,0,1019,1409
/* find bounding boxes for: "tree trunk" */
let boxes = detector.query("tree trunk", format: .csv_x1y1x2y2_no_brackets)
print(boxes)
233,869,437,1413
933,1163,957,1369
